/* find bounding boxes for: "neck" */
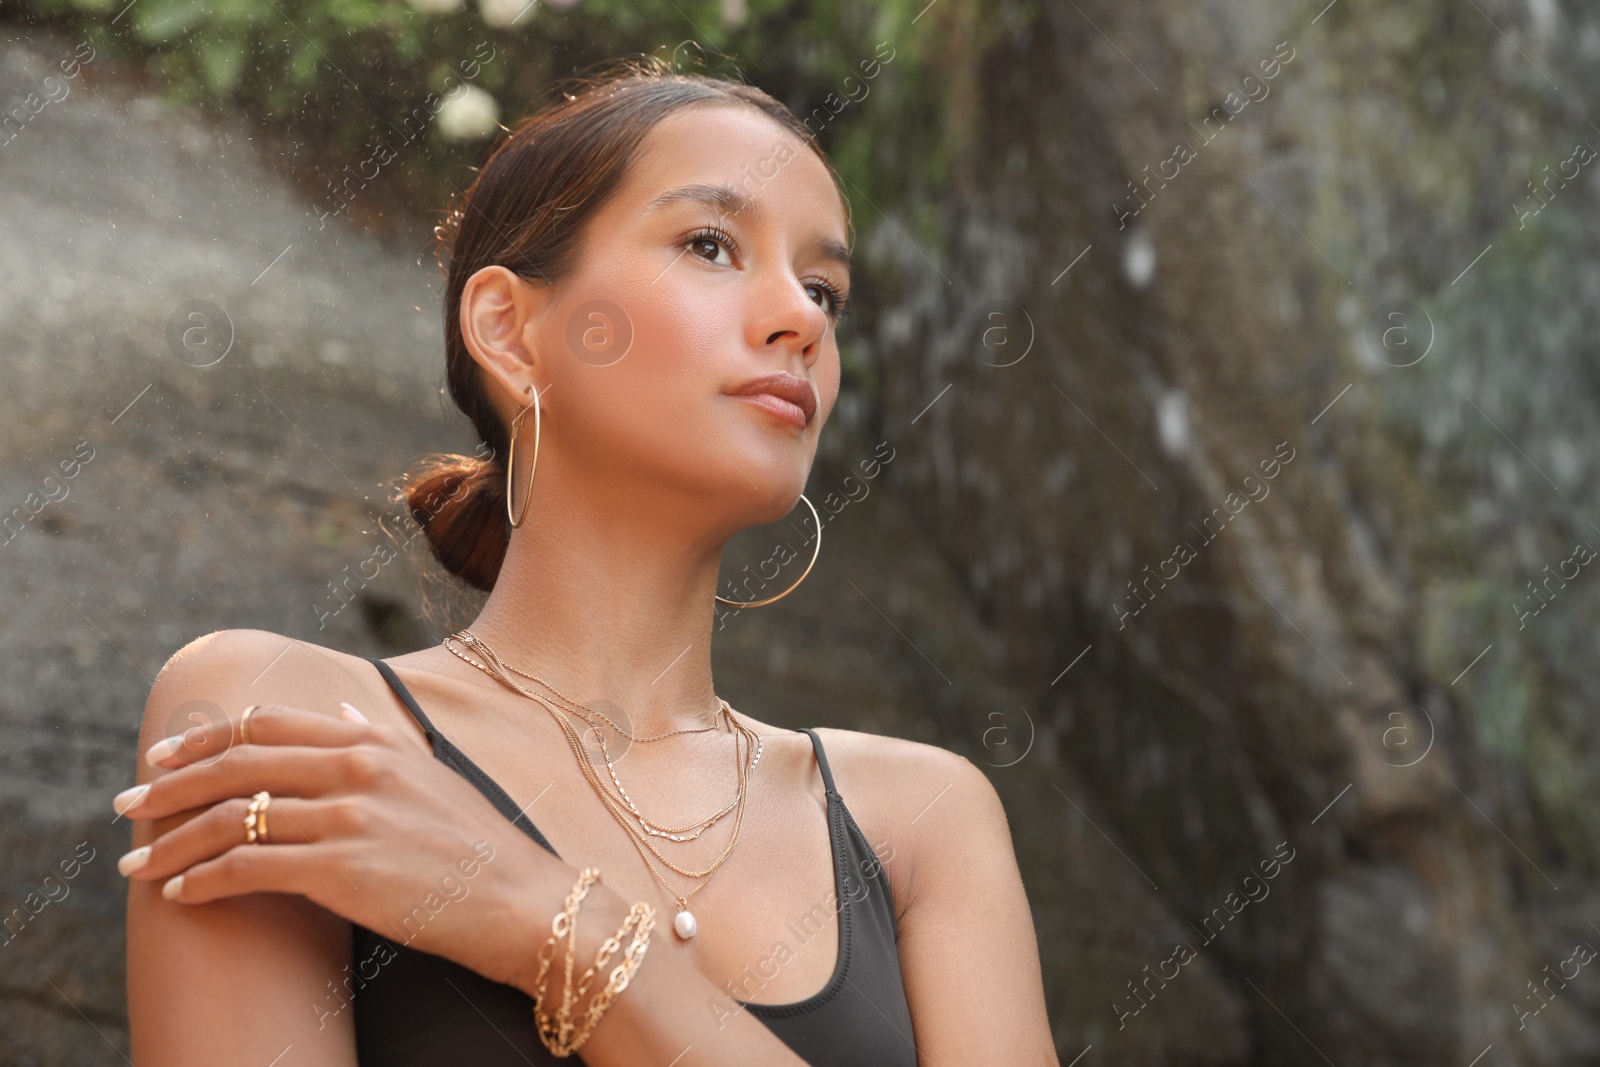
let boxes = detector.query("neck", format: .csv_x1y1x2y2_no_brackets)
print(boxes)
462,470,738,739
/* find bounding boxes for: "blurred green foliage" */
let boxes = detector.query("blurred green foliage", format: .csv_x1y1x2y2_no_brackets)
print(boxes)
15,0,1017,397
14,0,968,223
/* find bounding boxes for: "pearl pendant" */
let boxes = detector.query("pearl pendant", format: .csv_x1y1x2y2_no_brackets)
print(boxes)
673,909,698,939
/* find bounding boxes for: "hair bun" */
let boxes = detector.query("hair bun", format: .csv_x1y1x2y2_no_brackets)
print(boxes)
403,453,509,593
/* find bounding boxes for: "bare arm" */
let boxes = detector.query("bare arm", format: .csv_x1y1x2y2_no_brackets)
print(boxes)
893,748,1060,1064
123,630,815,1066
126,631,358,1066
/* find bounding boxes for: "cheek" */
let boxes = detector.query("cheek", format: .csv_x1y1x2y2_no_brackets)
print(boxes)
629,282,736,379
615,275,739,441
574,257,736,378
538,267,737,463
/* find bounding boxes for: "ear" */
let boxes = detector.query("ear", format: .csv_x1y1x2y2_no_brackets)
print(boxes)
460,265,551,410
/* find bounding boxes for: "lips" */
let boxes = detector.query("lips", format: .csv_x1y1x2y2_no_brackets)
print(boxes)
726,372,817,427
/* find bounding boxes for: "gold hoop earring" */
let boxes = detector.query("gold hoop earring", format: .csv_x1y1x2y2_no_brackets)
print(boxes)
714,494,822,608
506,385,541,529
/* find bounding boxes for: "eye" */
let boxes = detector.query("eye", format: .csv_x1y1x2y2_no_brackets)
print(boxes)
685,225,853,323
808,277,853,323
685,226,736,267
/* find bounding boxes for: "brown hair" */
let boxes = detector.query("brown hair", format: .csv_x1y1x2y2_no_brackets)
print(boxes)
401,54,852,594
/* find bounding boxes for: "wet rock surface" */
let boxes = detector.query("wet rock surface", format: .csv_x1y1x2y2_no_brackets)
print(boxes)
0,27,1241,1064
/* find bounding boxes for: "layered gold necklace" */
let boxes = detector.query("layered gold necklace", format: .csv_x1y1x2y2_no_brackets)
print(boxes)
442,628,761,939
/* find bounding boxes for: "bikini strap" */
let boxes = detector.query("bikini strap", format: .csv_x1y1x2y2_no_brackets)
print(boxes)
368,657,441,744
798,727,839,796
373,660,841,800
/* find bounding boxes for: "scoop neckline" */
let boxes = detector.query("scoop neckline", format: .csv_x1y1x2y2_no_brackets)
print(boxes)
427,729,852,1014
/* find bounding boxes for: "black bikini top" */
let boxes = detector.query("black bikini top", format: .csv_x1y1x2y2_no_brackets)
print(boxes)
335,657,919,1066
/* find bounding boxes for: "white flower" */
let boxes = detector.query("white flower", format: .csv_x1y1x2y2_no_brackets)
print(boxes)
1122,226,1155,289
407,0,465,13
437,84,500,141
479,0,537,26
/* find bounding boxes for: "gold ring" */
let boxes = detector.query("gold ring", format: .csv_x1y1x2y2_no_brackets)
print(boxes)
239,704,261,745
244,791,272,844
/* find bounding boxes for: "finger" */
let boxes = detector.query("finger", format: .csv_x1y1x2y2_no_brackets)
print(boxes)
144,702,369,769
121,743,383,820
158,842,354,905
119,794,332,882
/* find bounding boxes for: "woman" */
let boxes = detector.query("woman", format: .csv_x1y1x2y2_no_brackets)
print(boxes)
119,56,1057,1065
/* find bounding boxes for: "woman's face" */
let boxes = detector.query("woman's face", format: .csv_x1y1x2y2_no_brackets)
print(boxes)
487,102,850,533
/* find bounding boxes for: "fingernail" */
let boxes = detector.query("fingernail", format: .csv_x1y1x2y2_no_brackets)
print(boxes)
113,784,151,816
161,875,184,901
118,847,151,876
339,702,369,724
144,736,184,767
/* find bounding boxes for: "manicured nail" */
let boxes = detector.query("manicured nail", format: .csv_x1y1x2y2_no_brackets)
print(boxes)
144,736,184,767
113,784,151,816
161,875,184,900
117,847,151,876
339,702,369,724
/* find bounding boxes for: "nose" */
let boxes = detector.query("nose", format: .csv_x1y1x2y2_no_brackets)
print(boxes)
745,271,829,366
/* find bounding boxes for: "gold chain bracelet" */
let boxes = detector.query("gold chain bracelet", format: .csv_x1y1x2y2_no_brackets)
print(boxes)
531,867,658,1058
531,870,601,1023
565,902,657,1051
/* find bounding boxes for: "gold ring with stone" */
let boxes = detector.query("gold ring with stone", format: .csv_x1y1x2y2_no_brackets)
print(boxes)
244,791,272,844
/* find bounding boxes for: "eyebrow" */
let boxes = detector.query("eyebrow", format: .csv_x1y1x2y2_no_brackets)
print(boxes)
646,182,852,274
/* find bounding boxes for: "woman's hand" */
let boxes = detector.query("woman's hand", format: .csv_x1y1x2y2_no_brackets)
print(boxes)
112,701,586,994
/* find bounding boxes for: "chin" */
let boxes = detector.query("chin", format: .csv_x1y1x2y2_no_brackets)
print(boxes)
734,466,815,524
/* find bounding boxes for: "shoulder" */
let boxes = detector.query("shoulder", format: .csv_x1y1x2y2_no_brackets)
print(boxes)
141,629,390,749
807,727,1014,912
151,627,337,685
810,726,1006,826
